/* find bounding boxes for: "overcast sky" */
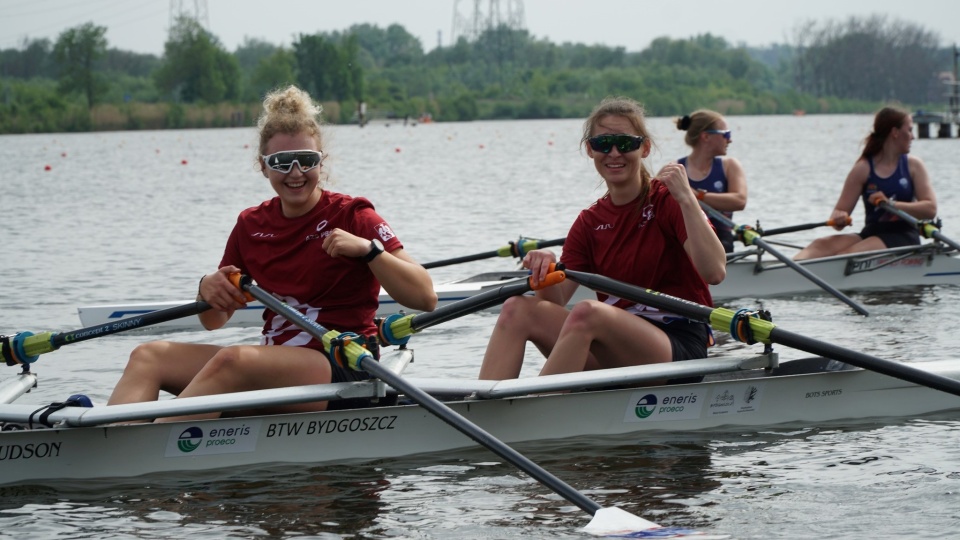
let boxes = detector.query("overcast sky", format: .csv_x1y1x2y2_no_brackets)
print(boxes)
2,0,958,55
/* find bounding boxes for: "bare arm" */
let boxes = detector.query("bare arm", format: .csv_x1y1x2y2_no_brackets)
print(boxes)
827,159,870,230
699,157,747,212
899,156,937,219
370,247,438,312
323,228,437,312
659,164,727,284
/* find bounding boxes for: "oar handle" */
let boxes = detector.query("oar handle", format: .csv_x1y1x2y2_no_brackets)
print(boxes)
2,301,212,366
761,216,851,236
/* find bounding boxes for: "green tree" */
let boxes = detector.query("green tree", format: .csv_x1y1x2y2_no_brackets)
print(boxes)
249,49,297,101
53,23,108,108
154,16,240,103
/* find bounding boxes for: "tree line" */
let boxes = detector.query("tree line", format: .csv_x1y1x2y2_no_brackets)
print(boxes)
0,14,953,133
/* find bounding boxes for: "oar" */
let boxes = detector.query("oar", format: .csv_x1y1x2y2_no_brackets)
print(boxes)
878,201,960,252
423,237,565,269
229,273,690,536
556,265,960,398
378,270,565,345
760,216,852,237
1,300,211,366
699,201,869,316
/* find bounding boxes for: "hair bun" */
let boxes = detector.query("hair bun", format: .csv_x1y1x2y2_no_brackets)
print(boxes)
677,115,692,131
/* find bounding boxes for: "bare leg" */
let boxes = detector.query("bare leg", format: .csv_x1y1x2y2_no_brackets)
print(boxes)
108,341,223,406
156,345,333,422
837,236,888,255
478,295,570,380
794,234,861,260
540,301,673,376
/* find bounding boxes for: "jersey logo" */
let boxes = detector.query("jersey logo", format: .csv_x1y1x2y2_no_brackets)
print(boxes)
375,222,396,242
638,204,654,229
595,223,613,230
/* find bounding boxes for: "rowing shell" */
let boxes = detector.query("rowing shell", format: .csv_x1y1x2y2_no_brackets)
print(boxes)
76,244,960,330
2,350,960,486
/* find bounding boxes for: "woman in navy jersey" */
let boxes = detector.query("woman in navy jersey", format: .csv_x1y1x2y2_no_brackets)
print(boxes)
676,109,747,253
795,106,937,260
477,97,726,382
108,86,437,420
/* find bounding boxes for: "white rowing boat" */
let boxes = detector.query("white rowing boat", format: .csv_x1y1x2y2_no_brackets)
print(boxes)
76,243,960,330
3,348,960,486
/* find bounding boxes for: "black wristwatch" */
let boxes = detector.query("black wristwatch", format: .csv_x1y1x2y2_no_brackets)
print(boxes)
363,239,384,263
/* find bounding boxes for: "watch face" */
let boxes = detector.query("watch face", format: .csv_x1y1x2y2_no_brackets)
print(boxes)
373,239,384,251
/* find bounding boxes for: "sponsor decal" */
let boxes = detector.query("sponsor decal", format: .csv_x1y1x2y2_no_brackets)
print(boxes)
805,388,843,399
265,415,398,437
624,388,706,423
849,256,925,273
0,441,62,461
165,420,262,457
705,383,765,416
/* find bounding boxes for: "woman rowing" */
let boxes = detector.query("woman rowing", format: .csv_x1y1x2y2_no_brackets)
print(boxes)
477,96,726,383
107,85,437,421
675,109,747,253
795,106,937,260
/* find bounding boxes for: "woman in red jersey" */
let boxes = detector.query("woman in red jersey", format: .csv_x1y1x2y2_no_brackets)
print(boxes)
108,86,437,420
478,97,725,382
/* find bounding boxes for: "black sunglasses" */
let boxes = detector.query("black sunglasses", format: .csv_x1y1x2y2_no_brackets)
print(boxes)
587,134,645,154
261,149,324,173
705,129,732,140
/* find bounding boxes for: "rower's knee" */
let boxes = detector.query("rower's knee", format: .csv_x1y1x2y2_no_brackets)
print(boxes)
127,341,171,373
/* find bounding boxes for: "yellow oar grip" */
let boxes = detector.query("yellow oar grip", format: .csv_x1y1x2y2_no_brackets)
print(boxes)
709,308,775,344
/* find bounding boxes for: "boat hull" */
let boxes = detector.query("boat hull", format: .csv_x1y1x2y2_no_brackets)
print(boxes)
714,245,960,299
3,358,959,486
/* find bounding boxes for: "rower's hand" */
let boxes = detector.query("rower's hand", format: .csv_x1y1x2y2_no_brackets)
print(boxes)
201,266,248,311
322,228,369,258
655,163,695,204
522,248,557,287
828,209,851,231
867,192,890,207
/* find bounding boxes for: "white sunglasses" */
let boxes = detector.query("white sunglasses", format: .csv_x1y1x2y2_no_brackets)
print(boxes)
261,149,324,173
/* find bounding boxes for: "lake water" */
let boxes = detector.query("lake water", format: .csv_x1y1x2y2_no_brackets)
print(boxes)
2,114,960,539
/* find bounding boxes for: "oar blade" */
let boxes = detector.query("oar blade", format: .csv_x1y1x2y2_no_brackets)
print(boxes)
585,507,720,538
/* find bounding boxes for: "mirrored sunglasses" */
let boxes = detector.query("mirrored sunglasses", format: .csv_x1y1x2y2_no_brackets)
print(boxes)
587,134,645,154
705,129,732,140
262,149,324,173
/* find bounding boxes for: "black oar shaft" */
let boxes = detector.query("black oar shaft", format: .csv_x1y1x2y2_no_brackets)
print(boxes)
559,267,960,398
234,275,605,518
422,237,566,269
408,279,532,333
6,301,212,365
52,301,211,349
700,201,868,316
761,217,850,236
423,249,501,269
770,328,960,397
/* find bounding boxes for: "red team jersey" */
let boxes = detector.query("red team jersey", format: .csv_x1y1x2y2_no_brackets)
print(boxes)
560,181,713,319
220,191,402,349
